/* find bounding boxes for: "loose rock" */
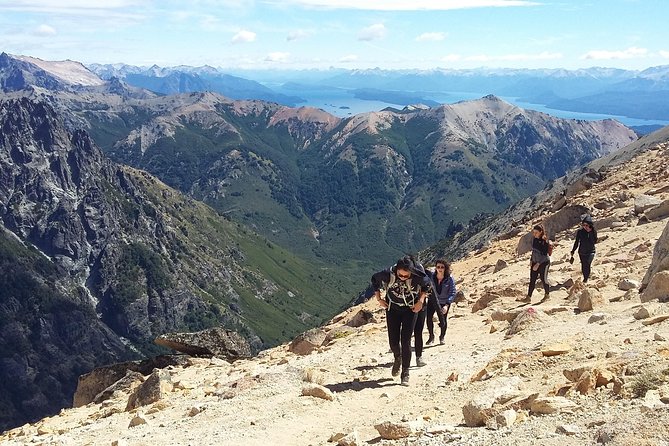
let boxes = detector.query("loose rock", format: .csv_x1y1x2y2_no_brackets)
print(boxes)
301,384,335,401
530,396,578,415
577,288,604,312
289,328,327,355
374,420,422,440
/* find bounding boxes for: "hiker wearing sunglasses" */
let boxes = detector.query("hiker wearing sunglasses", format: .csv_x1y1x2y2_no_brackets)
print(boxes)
570,214,598,283
371,256,430,386
426,259,455,345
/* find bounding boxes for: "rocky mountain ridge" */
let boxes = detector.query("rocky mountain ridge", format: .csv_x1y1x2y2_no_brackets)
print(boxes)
0,97,354,431
3,116,669,446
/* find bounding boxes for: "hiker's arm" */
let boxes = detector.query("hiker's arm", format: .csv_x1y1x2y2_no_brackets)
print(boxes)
571,232,579,255
371,270,390,309
411,291,427,313
446,276,456,304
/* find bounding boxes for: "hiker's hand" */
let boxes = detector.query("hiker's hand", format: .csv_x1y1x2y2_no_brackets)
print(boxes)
442,304,450,315
377,297,388,309
569,256,574,264
412,300,424,313
532,263,539,271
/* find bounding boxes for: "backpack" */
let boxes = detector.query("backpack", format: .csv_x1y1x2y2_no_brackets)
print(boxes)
385,259,427,306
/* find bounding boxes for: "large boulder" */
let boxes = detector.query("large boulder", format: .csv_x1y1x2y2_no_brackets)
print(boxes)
374,420,422,440
645,199,669,221
73,355,189,407
289,328,327,355
641,271,669,303
506,307,548,336
154,327,251,361
577,288,604,312
517,205,589,255
346,309,377,328
462,377,523,427
634,194,662,215
125,369,173,411
642,220,669,289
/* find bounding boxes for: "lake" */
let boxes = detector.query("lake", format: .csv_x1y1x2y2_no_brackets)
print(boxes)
271,85,669,128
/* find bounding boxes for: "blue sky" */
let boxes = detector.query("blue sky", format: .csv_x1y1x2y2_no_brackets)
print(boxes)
0,0,667,70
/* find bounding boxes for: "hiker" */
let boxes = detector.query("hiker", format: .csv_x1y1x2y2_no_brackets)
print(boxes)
371,255,430,386
426,259,455,345
519,224,551,303
570,214,598,283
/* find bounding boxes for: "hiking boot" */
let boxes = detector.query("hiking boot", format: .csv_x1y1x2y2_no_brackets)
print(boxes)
439,336,445,345
416,356,427,367
516,295,531,303
425,335,435,346
541,292,550,302
400,370,410,386
391,357,401,377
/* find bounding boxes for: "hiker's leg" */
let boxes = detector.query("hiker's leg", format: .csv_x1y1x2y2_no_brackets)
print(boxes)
399,310,416,372
413,309,426,359
440,304,450,340
580,254,594,282
386,307,401,360
425,299,436,338
528,267,539,296
540,262,550,293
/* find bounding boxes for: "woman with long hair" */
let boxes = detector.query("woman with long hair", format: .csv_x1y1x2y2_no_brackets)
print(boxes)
371,255,430,386
519,224,551,303
426,259,455,345
570,215,598,283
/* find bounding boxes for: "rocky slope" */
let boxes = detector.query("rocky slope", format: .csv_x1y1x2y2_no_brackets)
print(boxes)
0,98,354,430
3,121,668,445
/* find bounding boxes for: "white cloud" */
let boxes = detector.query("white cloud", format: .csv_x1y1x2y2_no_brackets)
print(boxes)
415,32,446,42
339,54,358,63
358,23,386,41
265,51,290,62
466,51,562,62
581,46,648,60
33,24,57,36
231,29,256,44
286,29,312,41
660,50,669,59
270,0,538,10
441,54,461,62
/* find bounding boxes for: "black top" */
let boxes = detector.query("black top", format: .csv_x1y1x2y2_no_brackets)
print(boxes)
371,268,431,307
572,228,597,255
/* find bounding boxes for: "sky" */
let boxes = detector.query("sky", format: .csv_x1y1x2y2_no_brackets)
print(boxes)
0,0,668,71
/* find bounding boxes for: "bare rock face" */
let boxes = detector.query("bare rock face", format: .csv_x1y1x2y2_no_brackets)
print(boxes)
154,327,251,361
125,369,173,411
289,328,327,355
642,220,669,290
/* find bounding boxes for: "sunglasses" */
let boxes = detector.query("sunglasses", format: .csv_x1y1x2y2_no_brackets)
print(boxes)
436,265,446,269
397,272,411,280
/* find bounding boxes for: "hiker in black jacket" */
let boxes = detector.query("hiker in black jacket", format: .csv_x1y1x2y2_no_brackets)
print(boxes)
570,215,598,283
518,224,551,303
371,256,430,386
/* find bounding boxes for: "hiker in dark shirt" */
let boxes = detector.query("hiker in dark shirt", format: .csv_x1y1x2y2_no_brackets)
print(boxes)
426,259,456,345
518,224,551,303
570,215,598,283
371,256,430,386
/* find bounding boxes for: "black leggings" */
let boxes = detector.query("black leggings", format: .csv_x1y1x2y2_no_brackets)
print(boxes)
426,298,446,339
413,309,426,358
528,261,550,296
386,305,417,372
580,253,595,283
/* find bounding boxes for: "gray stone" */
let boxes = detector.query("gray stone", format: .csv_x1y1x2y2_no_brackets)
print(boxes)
125,370,173,411
556,424,581,436
646,200,669,221
618,278,640,291
462,377,522,427
154,327,251,361
642,220,669,289
346,309,376,328
494,259,509,273
634,306,654,320
374,420,422,440
578,288,604,312
128,413,148,428
588,313,608,324
634,194,662,215
289,328,327,355
641,271,669,303
301,384,335,401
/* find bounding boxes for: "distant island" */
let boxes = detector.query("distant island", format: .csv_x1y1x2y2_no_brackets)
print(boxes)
352,88,441,107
